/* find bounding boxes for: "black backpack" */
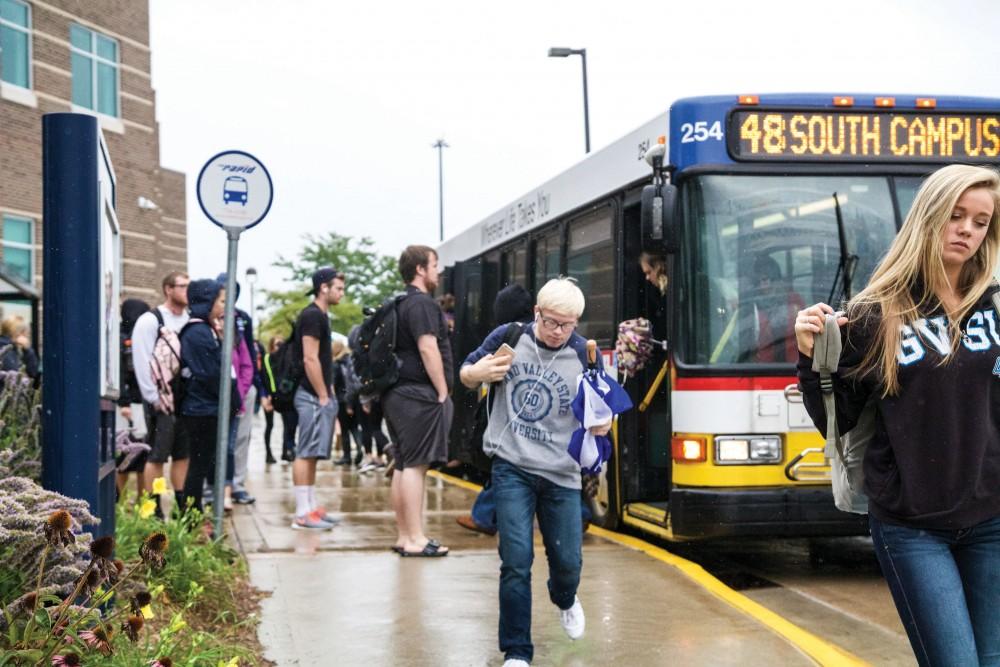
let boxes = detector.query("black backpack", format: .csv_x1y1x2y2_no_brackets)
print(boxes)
351,293,408,398
269,323,304,412
467,322,525,472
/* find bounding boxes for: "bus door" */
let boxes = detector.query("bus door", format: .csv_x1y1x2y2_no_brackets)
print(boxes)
619,198,671,511
448,258,487,474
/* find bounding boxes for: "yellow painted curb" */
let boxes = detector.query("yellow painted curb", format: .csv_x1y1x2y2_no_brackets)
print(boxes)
429,469,869,667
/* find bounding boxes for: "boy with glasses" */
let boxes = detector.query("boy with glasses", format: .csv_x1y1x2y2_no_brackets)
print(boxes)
460,277,611,667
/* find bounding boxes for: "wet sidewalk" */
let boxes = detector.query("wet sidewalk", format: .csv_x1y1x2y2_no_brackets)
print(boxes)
230,416,822,666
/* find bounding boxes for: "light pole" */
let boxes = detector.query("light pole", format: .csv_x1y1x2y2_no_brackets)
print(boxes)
432,139,448,242
547,47,590,153
245,266,257,329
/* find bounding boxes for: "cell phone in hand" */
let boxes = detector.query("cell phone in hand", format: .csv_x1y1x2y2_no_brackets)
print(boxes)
494,343,516,360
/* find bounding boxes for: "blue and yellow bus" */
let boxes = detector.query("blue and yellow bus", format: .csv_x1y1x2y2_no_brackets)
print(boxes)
437,93,1000,541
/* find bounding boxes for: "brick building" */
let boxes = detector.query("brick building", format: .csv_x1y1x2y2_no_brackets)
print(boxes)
0,0,186,313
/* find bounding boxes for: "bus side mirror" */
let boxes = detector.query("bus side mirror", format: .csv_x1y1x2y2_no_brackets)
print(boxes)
641,183,679,253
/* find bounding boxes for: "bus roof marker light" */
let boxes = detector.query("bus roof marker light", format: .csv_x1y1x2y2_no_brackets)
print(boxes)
833,96,854,107
916,98,937,108
657,135,666,145
875,97,896,107
738,95,759,105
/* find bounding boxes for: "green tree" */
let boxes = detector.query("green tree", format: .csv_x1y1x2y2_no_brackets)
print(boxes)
273,232,400,305
259,233,400,343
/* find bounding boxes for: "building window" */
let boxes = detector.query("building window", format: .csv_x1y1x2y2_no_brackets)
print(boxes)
2,215,33,284
70,24,119,117
0,0,31,89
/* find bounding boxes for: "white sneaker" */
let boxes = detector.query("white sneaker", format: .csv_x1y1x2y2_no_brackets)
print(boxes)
503,660,530,667
559,596,585,640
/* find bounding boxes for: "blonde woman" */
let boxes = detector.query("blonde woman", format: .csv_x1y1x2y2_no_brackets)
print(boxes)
639,251,667,295
795,164,1000,666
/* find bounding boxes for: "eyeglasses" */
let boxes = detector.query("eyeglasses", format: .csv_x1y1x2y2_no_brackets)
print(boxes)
538,310,577,333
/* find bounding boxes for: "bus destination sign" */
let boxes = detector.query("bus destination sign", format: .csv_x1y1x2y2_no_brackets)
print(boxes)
729,110,1000,162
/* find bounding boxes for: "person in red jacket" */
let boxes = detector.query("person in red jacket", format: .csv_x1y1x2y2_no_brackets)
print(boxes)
795,164,1000,667
751,255,804,363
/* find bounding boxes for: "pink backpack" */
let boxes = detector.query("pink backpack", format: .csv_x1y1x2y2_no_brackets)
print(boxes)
149,309,183,414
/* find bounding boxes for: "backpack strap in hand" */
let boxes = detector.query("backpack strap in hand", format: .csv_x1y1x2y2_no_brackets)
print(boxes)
811,313,843,460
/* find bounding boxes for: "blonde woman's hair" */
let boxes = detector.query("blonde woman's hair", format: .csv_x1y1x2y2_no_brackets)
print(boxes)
536,277,585,318
0,315,26,339
332,339,350,360
640,251,669,295
849,164,1000,395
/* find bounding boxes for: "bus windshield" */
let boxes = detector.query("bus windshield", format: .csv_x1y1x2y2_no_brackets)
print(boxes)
682,174,902,367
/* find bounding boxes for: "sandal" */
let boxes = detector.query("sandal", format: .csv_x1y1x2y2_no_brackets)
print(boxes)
398,539,449,557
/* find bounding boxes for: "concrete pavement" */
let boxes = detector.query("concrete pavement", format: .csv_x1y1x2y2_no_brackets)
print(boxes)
229,414,833,666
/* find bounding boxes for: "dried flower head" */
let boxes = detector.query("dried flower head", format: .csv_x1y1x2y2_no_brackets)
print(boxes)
150,658,173,667
107,558,125,585
131,590,153,614
4,591,36,617
79,626,114,655
89,535,115,559
51,653,81,666
44,510,75,547
122,614,144,642
140,532,168,569
80,566,103,596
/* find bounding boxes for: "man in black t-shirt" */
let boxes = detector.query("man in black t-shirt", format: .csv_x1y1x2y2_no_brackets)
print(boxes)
291,266,345,530
383,245,454,557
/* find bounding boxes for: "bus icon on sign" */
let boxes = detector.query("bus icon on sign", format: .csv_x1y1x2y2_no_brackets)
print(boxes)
223,176,248,206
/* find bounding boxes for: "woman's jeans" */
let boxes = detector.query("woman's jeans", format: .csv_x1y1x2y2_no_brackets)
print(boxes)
280,409,298,459
180,415,218,514
493,458,582,664
870,513,1000,667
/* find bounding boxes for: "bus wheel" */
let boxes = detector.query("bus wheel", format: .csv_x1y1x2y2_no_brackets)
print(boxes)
584,458,619,530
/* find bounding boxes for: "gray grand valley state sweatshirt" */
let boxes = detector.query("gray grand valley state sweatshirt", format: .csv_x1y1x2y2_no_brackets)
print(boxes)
463,323,597,489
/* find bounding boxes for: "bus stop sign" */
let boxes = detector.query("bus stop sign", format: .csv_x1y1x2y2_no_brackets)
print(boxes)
196,150,273,231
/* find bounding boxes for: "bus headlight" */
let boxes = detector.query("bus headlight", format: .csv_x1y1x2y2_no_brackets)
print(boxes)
750,437,782,462
714,436,782,464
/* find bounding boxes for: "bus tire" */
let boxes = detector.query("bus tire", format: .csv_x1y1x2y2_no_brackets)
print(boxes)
585,456,620,530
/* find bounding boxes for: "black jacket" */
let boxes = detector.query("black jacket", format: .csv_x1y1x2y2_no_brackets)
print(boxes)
798,285,1000,529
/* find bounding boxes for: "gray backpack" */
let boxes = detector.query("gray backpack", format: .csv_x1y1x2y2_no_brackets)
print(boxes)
813,292,1000,514
811,313,872,514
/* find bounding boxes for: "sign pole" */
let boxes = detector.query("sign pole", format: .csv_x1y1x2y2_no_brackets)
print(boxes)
213,228,241,538
196,148,273,539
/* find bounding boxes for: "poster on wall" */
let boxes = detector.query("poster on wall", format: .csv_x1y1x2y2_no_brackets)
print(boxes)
98,133,120,401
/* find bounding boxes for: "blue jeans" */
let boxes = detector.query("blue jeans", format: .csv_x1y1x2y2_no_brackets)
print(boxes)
493,458,582,664
473,477,594,533
870,513,1000,666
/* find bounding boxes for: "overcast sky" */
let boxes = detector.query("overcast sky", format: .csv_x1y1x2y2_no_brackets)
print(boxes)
148,0,1000,312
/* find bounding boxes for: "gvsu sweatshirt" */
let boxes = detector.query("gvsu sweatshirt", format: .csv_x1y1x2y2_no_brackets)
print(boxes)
798,285,1000,530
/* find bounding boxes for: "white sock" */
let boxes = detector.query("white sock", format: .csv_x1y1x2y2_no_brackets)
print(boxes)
307,486,317,512
294,486,311,517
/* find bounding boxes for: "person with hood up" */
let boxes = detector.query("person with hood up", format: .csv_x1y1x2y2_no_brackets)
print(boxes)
178,279,230,515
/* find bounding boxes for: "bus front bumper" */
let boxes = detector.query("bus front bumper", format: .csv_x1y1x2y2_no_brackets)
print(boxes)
669,486,869,539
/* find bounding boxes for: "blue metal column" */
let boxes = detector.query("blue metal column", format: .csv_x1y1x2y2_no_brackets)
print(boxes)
42,113,116,535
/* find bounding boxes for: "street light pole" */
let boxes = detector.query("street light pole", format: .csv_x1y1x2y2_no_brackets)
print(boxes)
548,47,591,153
432,139,448,242
245,266,257,329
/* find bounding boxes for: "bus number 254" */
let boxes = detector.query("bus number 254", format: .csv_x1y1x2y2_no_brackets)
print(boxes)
680,121,723,143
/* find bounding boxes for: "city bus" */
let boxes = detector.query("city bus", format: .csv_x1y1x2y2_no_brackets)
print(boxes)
437,93,1000,541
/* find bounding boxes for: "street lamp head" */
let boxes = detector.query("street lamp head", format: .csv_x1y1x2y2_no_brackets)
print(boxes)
245,266,258,285
548,47,574,57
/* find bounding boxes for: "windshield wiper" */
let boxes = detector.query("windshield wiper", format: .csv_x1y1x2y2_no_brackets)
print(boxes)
827,192,859,306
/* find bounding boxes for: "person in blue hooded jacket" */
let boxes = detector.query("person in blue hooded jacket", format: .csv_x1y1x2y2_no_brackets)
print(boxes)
178,278,229,514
